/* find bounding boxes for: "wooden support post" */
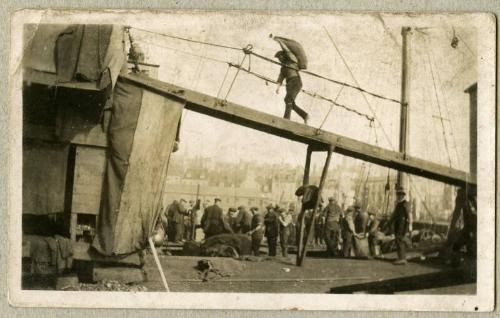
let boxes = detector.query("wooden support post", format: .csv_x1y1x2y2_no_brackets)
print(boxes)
296,145,313,263
297,146,334,267
396,26,411,194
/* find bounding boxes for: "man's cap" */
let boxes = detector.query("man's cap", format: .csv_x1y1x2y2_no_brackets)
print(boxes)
250,206,259,211
214,198,221,202
237,205,246,210
228,207,237,212
277,207,286,213
353,202,361,209
179,198,187,203
266,203,274,209
328,196,335,201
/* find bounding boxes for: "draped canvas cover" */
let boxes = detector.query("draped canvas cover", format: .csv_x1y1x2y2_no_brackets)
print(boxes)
92,74,185,256
23,24,126,90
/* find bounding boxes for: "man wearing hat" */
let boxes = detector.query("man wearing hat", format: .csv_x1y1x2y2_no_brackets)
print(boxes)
323,196,342,256
386,187,411,265
264,204,280,256
278,207,293,257
275,50,309,124
201,198,233,239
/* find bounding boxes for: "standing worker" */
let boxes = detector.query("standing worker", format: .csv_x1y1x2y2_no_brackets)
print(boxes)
169,199,188,243
278,207,293,257
246,206,265,256
201,198,233,239
264,204,280,257
275,51,309,124
237,205,253,234
386,188,412,265
340,206,360,257
366,209,382,257
323,196,342,256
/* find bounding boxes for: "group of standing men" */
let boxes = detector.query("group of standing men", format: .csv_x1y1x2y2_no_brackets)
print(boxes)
160,186,411,264
310,187,411,264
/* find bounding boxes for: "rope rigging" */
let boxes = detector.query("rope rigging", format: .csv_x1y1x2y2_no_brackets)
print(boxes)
227,62,375,122
424,36,462,168
322,26,397,152
422,36,453,168
130,26,401,105
133,34,376,122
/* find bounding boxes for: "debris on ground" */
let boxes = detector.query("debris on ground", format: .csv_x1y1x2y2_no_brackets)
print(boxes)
196,259,232,282
61,279,148,292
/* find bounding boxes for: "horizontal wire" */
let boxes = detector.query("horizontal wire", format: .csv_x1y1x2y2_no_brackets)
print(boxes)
130,26,242,51
249,50,401,104
135,33,377,123
228,62,375,122
130,26,400,105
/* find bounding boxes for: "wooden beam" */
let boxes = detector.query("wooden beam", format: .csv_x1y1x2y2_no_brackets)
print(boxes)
297,146,333,266
120,73,475,187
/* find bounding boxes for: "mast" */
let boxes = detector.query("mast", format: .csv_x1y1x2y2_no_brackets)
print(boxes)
396,27,411,193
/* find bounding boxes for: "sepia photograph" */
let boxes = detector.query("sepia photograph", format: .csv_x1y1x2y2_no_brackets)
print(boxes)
7,9,495,311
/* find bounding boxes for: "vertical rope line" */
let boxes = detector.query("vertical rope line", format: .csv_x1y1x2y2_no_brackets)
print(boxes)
223,53,247,101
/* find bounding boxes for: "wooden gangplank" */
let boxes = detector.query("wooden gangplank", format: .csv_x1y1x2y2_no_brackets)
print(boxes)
120,73,475,188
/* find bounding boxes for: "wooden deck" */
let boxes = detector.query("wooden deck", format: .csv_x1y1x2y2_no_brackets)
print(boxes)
141,254,475,294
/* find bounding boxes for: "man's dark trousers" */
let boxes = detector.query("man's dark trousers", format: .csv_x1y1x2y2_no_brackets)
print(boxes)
174,222,184,242
267,236,278,256
279,227,290,257
284,77,307,120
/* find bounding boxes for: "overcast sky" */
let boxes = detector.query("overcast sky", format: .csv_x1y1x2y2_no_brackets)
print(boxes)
129,12,476,174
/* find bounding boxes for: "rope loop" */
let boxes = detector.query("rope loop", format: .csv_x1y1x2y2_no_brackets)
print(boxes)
242,44,254,55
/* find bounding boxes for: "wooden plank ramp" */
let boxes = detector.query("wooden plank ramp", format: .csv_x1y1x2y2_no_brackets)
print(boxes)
120,73,475,188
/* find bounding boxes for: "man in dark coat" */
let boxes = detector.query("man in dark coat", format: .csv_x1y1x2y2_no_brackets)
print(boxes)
354,203,369,235
366,209,382,257
168,199,188,243
275,51,309,124
237,205,253,234
340,206,358,257
264,204,280,257
278,207,293,257
387,188,411,265
246,206,265,256
201,198,233,239
323,197,342,256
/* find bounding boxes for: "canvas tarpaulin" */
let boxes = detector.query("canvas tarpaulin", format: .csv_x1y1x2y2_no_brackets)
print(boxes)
23,24,126,90
92,73,185,256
